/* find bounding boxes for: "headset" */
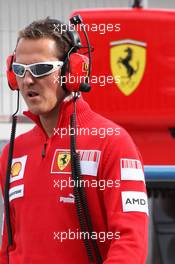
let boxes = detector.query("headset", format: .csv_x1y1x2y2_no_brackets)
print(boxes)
6,15,91,93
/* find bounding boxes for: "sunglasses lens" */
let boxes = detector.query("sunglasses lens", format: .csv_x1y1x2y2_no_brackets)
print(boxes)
31,64,54,76
12,64,25,77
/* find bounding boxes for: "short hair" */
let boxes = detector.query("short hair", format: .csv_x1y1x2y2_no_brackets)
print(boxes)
17,17,72,60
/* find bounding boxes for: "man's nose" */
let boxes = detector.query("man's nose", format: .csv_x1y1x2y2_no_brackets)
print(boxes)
23,70,35,86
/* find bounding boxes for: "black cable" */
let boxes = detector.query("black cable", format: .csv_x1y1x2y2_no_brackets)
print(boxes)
4,115,17,245
4,89,19,262
70,112,95,263
70,95,102,263
72,98,102,262
70,94,94,262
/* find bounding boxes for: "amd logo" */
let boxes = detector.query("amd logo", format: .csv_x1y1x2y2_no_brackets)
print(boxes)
126,198,146,206
122,191,148,214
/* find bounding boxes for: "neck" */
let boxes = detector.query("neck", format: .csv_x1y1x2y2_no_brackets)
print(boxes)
39,105,59,138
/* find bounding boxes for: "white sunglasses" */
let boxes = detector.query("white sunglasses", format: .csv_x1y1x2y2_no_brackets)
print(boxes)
12,61,64,78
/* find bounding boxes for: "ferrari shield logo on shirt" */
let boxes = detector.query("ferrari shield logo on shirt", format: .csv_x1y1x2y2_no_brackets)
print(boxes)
10,155,27,183
110,39,147,96
57,152,71,171
51,150,71,173
51,149,101,176
120,158,145,182
122,191,148,215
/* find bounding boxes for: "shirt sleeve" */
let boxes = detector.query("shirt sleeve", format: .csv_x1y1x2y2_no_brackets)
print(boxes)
102,127,148,264
0,149,10,264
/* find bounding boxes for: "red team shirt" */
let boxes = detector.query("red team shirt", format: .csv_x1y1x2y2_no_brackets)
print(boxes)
0,97,148,263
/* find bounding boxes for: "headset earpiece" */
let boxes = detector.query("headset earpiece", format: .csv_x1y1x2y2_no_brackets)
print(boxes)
6,54,18,90
62,52,90,92
62,17,91,93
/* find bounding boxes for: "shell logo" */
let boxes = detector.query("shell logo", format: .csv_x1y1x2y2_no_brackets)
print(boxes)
11,162,22,177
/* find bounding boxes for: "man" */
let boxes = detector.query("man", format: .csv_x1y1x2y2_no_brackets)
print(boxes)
0,17,148,263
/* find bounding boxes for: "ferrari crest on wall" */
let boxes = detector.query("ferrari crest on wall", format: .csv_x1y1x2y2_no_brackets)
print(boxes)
110,39,147,96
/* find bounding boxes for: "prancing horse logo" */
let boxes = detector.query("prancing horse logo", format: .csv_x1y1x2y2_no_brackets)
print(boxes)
57,152,71,171
118,47,139,80
110,39,147,96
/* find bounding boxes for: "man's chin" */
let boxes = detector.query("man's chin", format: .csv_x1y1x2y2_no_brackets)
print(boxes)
28,107,45,116
27,103,59,117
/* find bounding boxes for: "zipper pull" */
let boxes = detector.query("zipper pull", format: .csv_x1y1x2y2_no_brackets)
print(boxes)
42,143,47,158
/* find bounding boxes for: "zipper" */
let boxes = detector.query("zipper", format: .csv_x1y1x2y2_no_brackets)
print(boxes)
41,132,54,158
41,133,50,158
40,100,68,158
42,143,47,158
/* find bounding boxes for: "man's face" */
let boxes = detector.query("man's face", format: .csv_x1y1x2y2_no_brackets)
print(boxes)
15,37,66,116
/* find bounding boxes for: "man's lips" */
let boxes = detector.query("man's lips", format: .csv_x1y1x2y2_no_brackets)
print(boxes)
27,91,40,98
